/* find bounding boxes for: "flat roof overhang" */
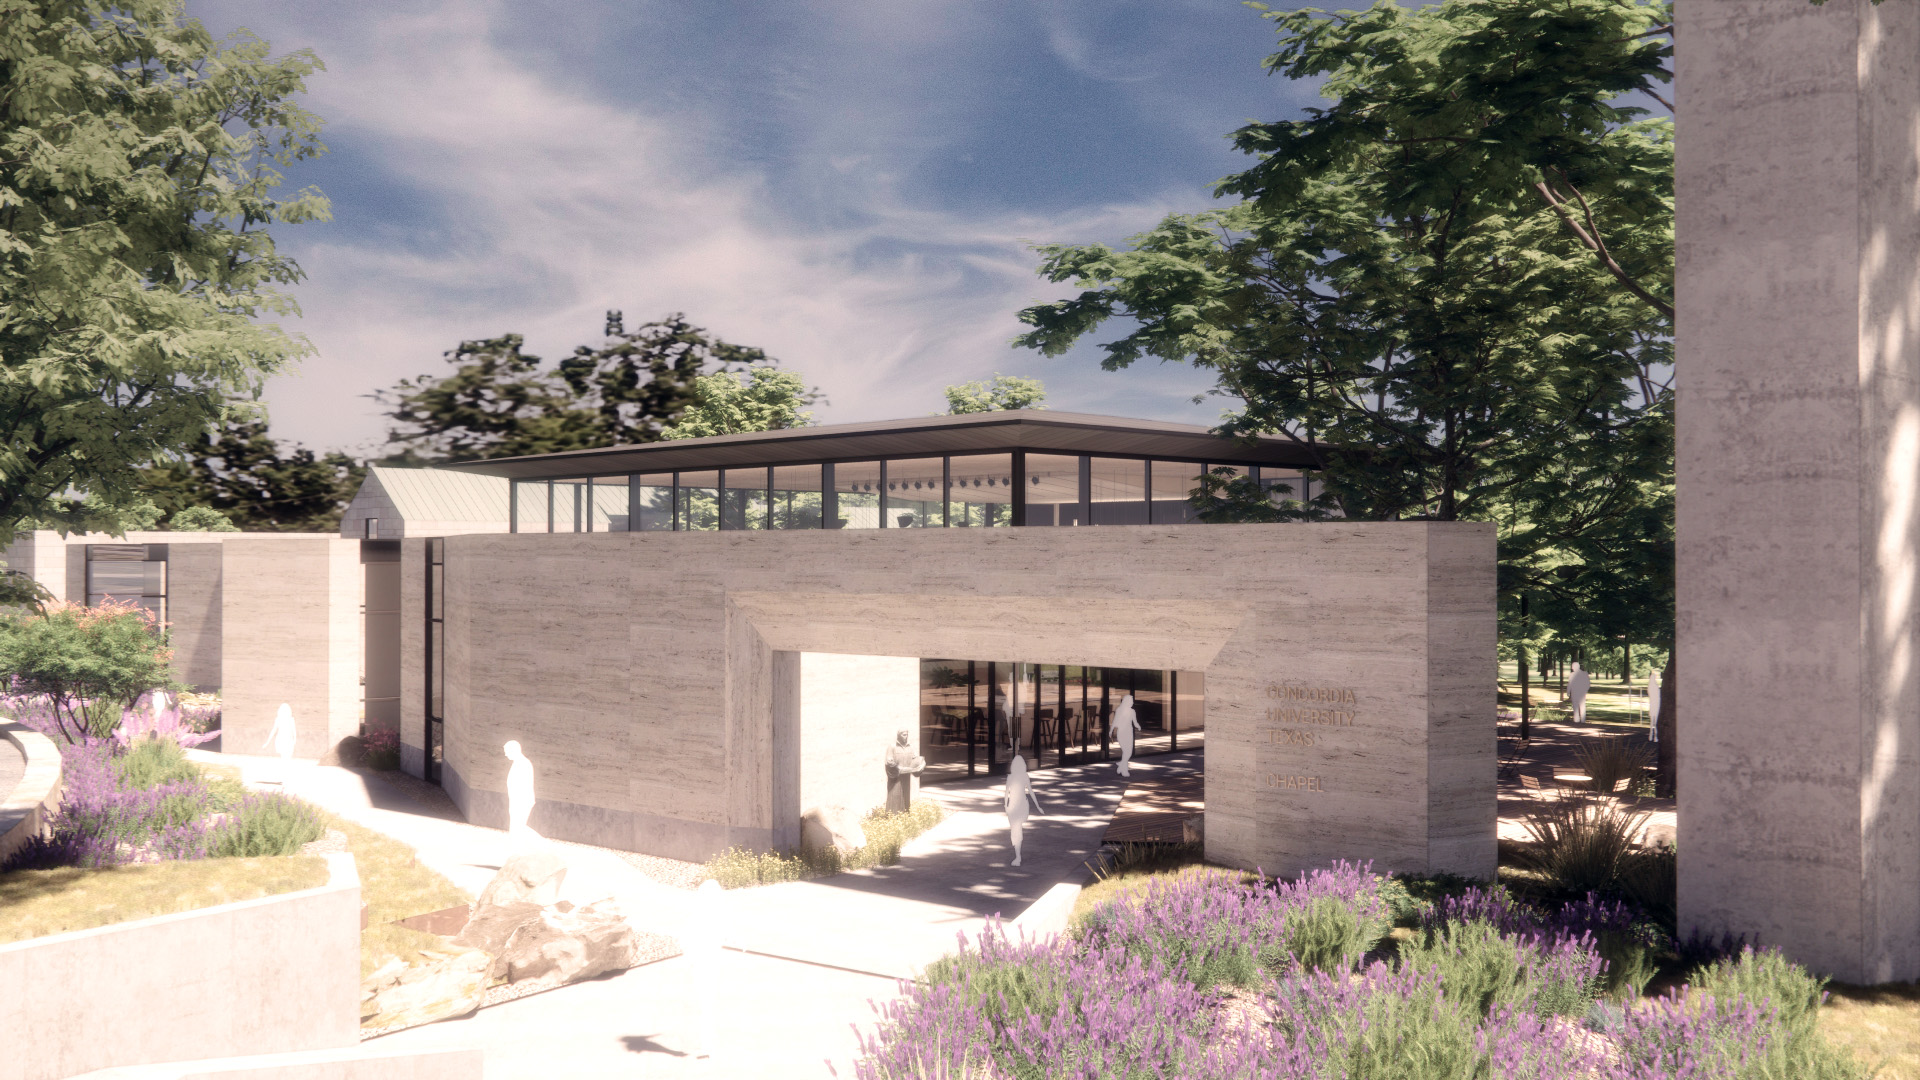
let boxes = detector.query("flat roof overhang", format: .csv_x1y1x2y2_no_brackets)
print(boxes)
438,410,1323,481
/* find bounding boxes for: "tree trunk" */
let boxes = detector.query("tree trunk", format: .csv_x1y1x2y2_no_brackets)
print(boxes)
1519,646,1531,740
1655,651,1677,798
1623,644,1633,686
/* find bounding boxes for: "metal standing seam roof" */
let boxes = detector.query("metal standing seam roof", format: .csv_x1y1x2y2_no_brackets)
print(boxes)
436,410,1323,481
362,466,511,523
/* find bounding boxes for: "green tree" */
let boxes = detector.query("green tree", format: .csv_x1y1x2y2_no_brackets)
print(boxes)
376,311,777,461
167,505,238,532
0,600,181,743
943,374,1047,414
0,1,329,542
1016,0,1674,757
138,420,365,532
662,367,819,440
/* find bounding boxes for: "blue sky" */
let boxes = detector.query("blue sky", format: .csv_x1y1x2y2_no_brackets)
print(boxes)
187,1,1329,454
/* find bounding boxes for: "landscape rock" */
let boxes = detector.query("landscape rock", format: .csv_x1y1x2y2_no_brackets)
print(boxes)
450,900,543,957
490,899,640,991
800,804,865,855
360,948,489,1029
474,850,568,909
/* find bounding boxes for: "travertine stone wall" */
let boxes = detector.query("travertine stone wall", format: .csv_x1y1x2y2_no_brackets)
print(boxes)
407,522,1495,873
164,541,223,692
1677,0,1920,982
797,652,921,821
222,539,365,758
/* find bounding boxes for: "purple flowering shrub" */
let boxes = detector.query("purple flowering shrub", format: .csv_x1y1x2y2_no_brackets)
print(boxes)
1426,886,1661,998
4,689,219,750
856,869,1869,1079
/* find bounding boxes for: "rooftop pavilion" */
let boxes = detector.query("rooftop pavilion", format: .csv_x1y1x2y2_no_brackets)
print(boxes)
437,409,1324,533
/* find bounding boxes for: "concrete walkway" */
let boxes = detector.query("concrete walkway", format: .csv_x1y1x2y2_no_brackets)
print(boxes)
191,748,1163,1078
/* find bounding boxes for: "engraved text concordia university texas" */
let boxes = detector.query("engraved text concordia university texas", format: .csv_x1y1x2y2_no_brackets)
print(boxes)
1263,683,1358,794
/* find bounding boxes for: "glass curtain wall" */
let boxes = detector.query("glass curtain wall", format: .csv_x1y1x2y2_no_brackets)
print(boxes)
948,454,1014,527
1150,461,1204,524
676,470,720,530
772,465,823,529
1023,454,1080,526
636,474,673,531
884,457,944,528
1090,458,1149,525
833,461,881,529
919,659,1203,780
587,479,629,531
722,467,771,530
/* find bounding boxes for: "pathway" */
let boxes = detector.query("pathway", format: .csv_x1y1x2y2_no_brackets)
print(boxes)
1495,720,1677,847
191,748,1146,1078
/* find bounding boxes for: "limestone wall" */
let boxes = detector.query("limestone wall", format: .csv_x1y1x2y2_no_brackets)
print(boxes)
221,539,365,758
407,522,1496,875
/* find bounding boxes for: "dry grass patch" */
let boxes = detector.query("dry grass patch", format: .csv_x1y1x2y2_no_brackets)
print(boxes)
315,811,472,977
1823,981,1920,1079
0,856,329,944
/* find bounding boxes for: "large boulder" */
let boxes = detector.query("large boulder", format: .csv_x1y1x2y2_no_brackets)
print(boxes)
491,899,640,991
450,900,544,957
361,949,489,1029
800,804,865,855
474,850,568,910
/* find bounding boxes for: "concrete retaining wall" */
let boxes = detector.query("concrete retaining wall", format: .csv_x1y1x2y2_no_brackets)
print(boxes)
0,720,61,866
0,851,362,1080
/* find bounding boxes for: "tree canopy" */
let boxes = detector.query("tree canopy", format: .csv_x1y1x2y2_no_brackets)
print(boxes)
943,374,1047,414
0,0,329,542
662,367,819,440
137,418,364,532
1015,0,1674,656
376,311,779,462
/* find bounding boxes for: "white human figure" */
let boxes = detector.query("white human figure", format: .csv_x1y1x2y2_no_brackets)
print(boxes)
504,741,542,846
1004,755,1045,867
262,703,296,784
1568,663,1592,725
1647,668,1662,743
1113,693,1141,777
684,878,726,1059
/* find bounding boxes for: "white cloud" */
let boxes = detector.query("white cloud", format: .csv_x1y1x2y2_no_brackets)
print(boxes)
247,0,1228,453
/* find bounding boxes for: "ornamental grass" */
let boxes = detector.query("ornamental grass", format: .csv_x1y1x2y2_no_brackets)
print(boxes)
704,799,946,888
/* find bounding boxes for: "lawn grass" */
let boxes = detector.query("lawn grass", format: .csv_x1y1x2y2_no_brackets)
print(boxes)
1822,981,1920,1079
313,810,473,977
0,856,330,944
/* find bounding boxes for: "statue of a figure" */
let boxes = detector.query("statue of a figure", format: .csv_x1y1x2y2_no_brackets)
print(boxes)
1113,693,1141,777
883,729,926,813
1004,755,1045,866
504,740,542,845
1567,663,1592,725
262,703,296,784
1647,668,1662,743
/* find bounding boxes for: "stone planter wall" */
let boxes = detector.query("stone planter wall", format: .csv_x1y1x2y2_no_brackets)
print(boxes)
0,720,61,866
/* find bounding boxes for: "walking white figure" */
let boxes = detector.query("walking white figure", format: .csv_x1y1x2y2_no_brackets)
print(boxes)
1004,755,1045,867
1113,693,1141,777
262,703,296,785
1567,664,1592,725
684,878,726,1059
503,741,542,847
1647,668,1662,743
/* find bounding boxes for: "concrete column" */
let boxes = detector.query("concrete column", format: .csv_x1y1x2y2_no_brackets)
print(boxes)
1677,0,1920,982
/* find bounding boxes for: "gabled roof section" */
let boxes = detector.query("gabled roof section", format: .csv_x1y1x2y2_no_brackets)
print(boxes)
436,410,1319,481
349,467,510,531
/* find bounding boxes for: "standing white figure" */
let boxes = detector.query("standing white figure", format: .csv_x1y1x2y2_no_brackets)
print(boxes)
684,878,726,1059
1647,668,1662,743
504,740,542,846
1113,693,1142,777
262,703,296,785
1567,663,1592,725
1004,755,1045,867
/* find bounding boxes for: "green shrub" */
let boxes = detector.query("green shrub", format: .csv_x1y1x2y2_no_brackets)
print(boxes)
0,601,181,742
201,774,249,813
1522,797,1648,896
208,792,323,857
1279,893,1388,975
113,736,201,790
1618,842,1677,927
919,946,1074,1032
168,506,238,532
1684,948,1869,1079
1401,919,1595,1021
